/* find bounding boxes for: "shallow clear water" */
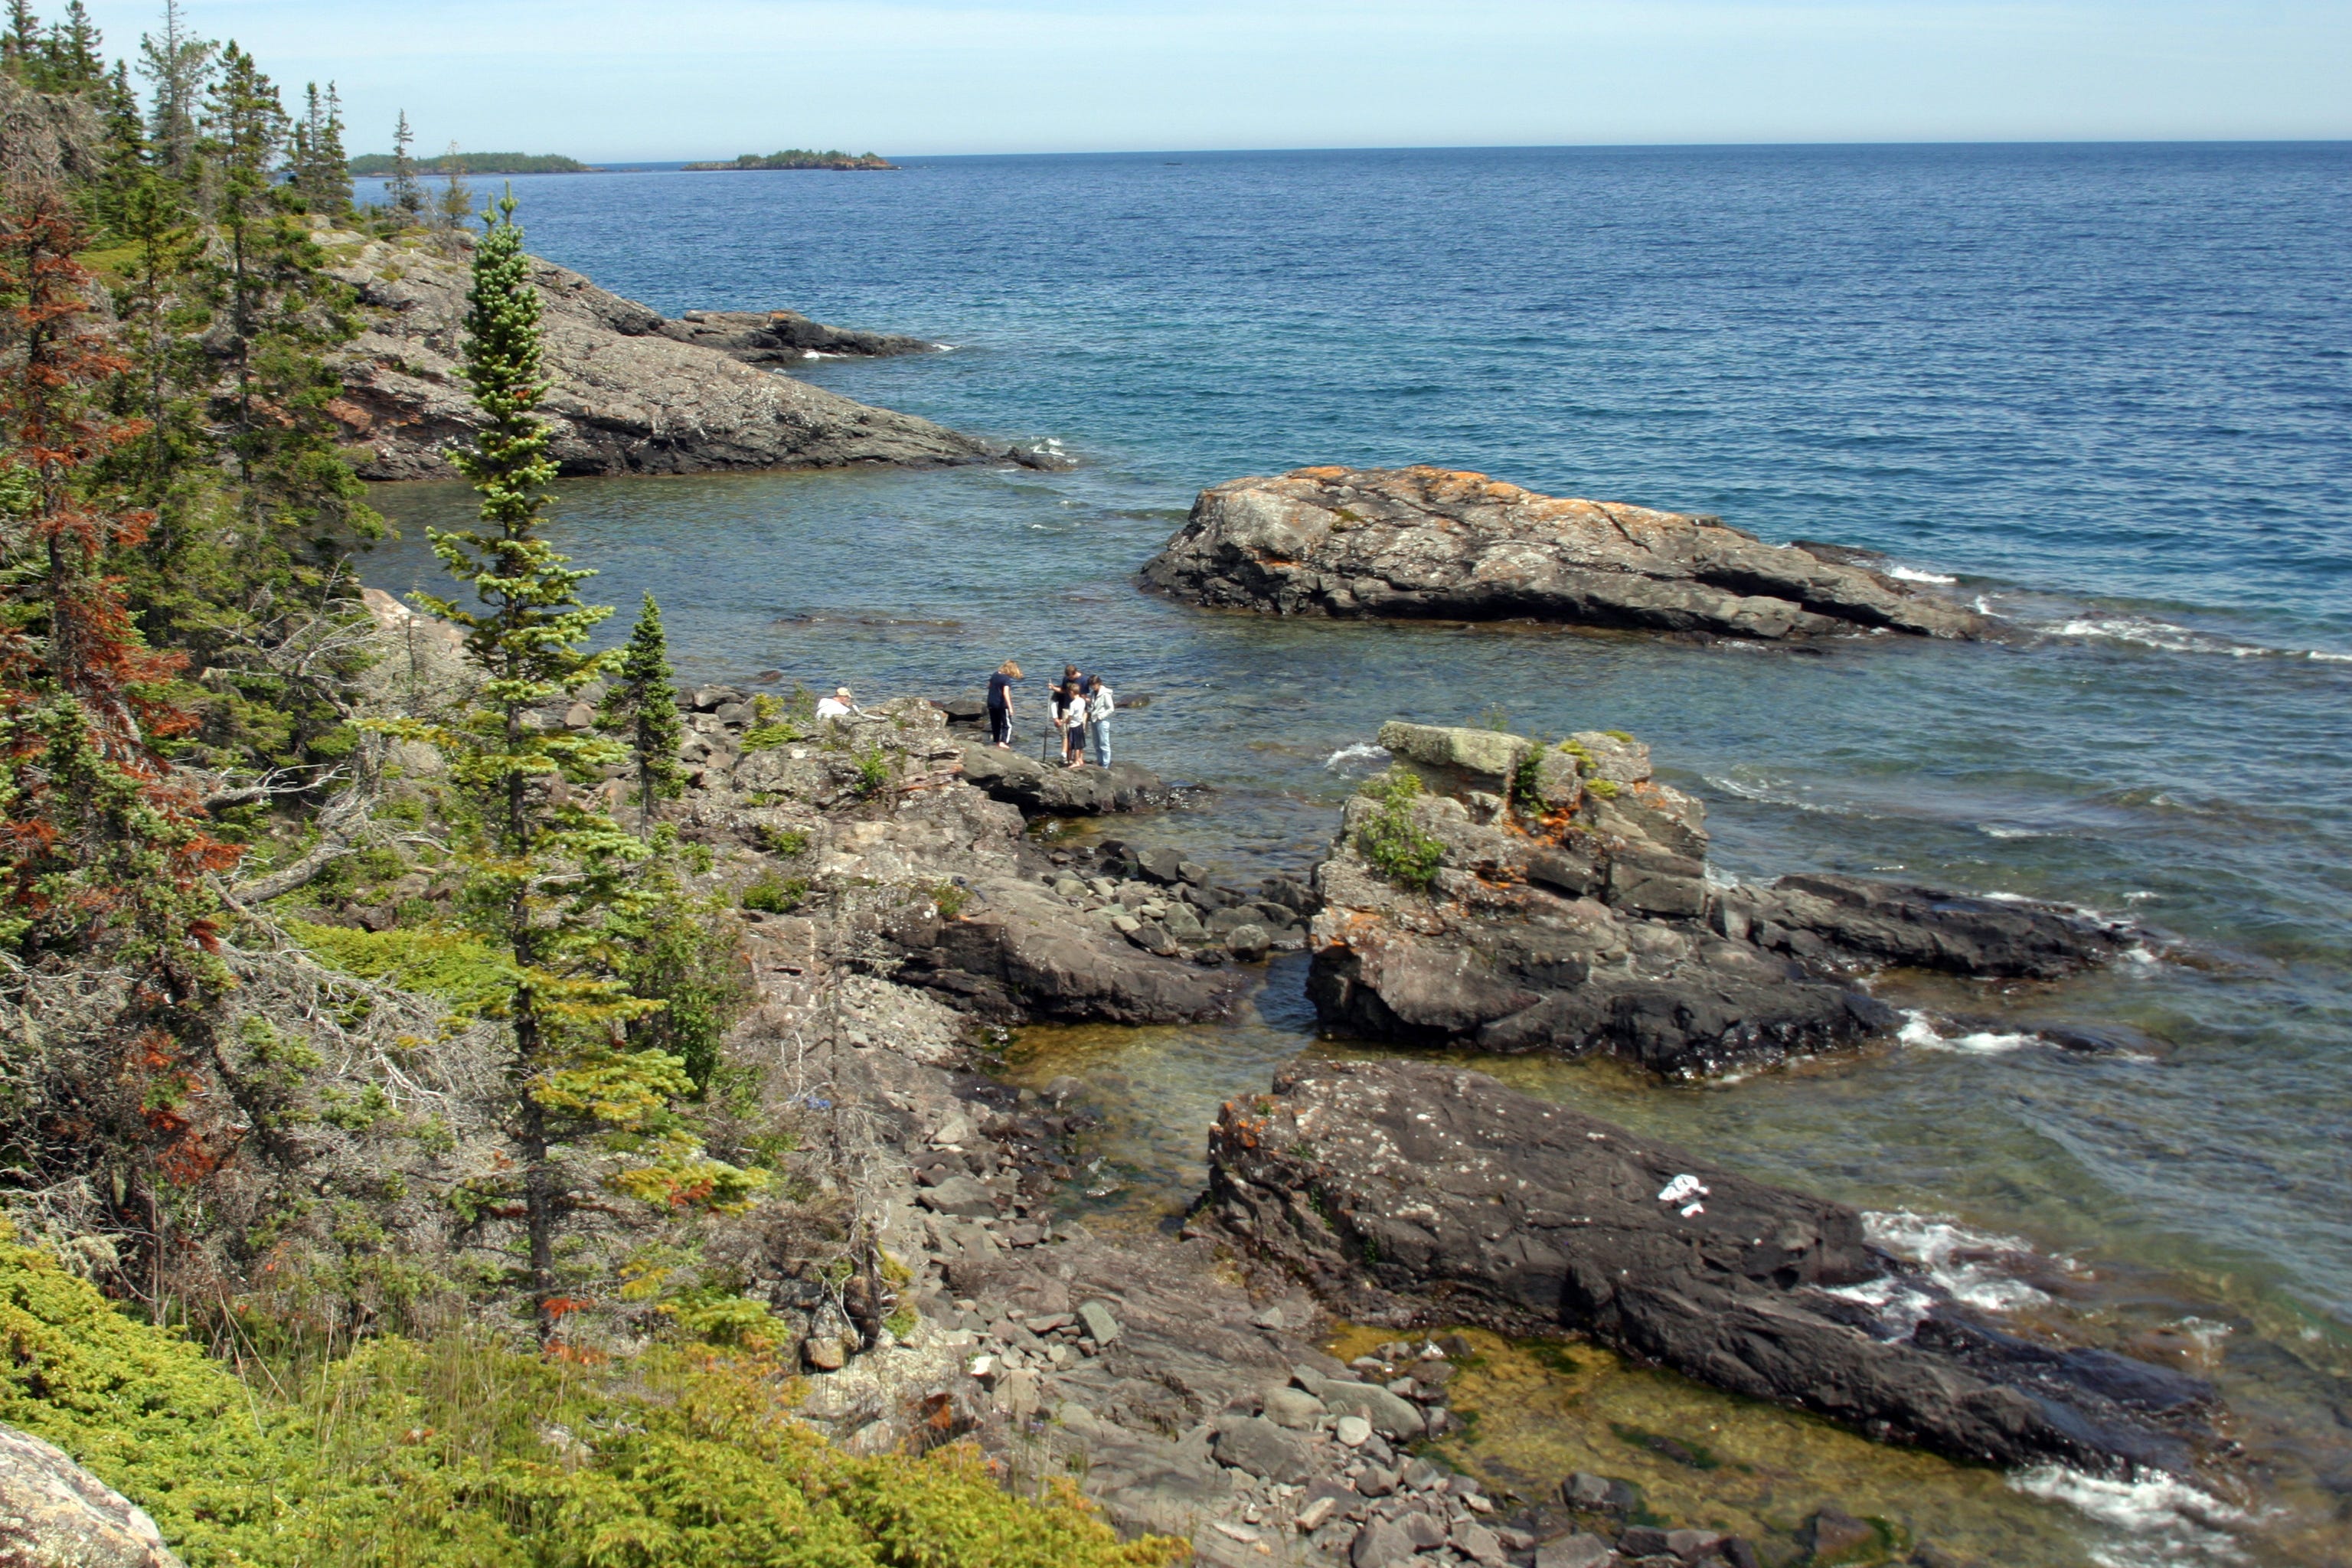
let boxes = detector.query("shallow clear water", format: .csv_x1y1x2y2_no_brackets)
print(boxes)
362,145,2352,1561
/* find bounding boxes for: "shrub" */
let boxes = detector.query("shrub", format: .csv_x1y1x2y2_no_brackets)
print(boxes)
1354,769,1443,891
928,880,972,920
852,742,893,799
288,920,518,1021
757,825,812,857
0,1234,1187,1567
740,693,805,753
741,873,809,914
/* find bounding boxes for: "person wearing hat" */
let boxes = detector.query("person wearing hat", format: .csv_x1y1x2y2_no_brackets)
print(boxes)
815,686,861,717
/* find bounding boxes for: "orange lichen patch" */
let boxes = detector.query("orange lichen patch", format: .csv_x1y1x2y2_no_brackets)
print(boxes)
1293,466,1351,480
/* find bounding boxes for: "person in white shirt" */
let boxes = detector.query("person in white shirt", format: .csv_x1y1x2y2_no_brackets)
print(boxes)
815,686,859,717
1083,675,1115,768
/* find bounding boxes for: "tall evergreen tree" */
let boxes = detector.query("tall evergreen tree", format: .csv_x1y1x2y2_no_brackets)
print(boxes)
400,194,758,1338
44,0,100,91
387,109,423,220
598,593,684,837
136,0,214,185
198,45,381,593
0,184,237,1058
286,81,351,214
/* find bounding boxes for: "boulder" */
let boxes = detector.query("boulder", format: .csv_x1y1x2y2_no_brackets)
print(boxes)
892,875,1238,1025
0,1423,184,1567
1210,1415,1312,1483
1305,724,2144,1079
324,231,994,480
956,743,1168,815
1318,1379,1426,1440
1205,1059,2214,1476
1141,466,1986,640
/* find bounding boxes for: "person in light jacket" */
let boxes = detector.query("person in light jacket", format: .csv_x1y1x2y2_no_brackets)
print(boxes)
1083,675,1115,769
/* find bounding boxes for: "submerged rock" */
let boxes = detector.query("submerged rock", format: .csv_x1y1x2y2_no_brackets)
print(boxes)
1305,721,2140,1078
323,230,1002,480
1141,466,1986,640
1204,1059,2215,1475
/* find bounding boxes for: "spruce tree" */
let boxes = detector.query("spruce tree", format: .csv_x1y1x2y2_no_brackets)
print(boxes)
0,188,239,1188
198,44,382,611
434,141,472,229
136,0,214,185
599,593,684,836
401,194,759,1338
387,109,423,220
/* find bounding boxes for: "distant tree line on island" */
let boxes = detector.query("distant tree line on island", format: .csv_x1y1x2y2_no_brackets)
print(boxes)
683,149,894,171
348,149,593,175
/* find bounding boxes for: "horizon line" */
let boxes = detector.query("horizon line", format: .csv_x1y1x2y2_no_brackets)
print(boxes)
354,136,2352,168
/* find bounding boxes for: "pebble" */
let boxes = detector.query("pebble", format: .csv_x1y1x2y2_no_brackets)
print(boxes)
1335,1414,1373,1447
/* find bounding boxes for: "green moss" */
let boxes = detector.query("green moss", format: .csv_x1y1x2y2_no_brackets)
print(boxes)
1602,729,1635,743
1585,778,1622,801
288,920,518,1021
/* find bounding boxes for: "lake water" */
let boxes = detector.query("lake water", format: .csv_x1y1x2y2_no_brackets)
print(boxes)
359,145,2352,1564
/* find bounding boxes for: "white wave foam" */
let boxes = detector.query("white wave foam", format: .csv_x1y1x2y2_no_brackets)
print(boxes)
1982,825,2055,839
1325,743,1391,771
1825,1273,1942,1332
2044,614,2352,665
1703,774,1877,819
2009,1465,2252,1566
1898,1011,2040,1057
799,349,845,360
1861,1207,2053,1314
1889,565,1958,585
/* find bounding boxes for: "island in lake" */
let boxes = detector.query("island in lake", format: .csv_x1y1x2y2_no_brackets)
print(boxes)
682,148,896,170
348,150,596,175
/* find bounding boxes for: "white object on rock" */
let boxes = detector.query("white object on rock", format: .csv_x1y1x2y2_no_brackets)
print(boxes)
1657,1173,1710,1204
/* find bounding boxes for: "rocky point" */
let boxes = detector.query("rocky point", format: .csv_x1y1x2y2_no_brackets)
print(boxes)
1141,466,1988,641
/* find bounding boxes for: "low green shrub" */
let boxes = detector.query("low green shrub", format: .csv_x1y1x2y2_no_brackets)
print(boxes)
288,921,518,1021
0,1233,1186,1567
928,880,971,920
741,873,809,914
1354,769,1444,891
852,743,893,798
758,825,812,857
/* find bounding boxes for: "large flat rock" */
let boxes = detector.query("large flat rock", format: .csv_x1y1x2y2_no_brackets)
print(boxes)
1142,466,1986,640
1204,1059,2215,1476
322,230,1011,480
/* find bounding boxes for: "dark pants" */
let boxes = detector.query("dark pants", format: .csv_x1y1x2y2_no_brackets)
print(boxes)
988,703,1010,744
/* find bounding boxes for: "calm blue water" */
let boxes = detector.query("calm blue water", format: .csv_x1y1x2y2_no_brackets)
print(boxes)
362,146,2352,1555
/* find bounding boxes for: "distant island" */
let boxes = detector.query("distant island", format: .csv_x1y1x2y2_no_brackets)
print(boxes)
681,149,895,172
348,152,596,176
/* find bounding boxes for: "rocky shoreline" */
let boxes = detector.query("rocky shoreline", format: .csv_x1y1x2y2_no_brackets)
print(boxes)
322,230,1062,481
1142,467,1988,642
347,593,2208,1567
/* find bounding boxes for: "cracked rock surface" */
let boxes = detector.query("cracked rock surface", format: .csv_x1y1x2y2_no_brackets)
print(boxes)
1204,1057,2217,1478
1141,466,1988,641
321,229,1010,480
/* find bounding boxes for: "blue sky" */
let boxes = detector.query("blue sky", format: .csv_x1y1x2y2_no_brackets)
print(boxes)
75,1,2352,160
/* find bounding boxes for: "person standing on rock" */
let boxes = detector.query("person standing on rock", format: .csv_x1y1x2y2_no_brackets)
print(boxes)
1084,674,1115,769
1063,672,1091,768
985,661,1021,748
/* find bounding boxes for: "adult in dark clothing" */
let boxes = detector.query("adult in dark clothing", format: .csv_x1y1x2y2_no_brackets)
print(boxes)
986,661,1021,748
